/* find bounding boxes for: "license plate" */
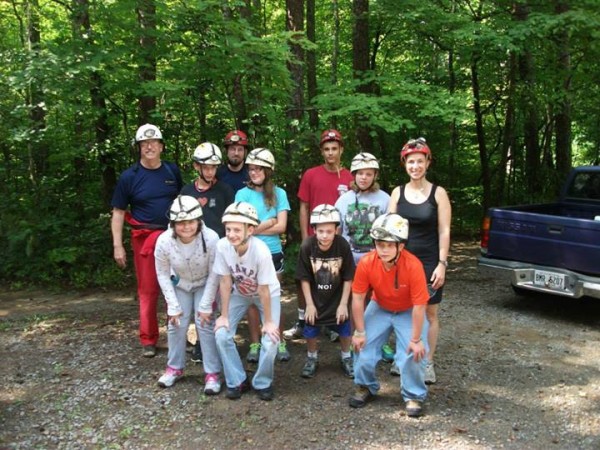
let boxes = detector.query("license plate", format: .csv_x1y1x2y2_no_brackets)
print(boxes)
533,270,565,290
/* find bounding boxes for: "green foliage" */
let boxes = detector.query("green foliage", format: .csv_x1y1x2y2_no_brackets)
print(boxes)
1,0,599,287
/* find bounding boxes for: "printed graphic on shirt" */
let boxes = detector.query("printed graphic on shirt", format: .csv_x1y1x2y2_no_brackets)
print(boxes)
344,202,383,252
230,263,259,296
311,257,343,292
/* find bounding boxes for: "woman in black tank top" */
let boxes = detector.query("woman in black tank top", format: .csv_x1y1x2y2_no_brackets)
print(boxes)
388,138,452,385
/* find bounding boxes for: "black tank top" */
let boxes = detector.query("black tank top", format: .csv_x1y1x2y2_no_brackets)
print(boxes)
396,185,439,278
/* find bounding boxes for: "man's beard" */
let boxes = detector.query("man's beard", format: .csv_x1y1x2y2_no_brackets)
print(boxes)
228,157,243,168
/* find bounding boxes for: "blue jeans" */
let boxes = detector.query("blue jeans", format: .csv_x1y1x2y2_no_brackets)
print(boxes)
215,293,281,390
166,286,221,375
354,301,429,402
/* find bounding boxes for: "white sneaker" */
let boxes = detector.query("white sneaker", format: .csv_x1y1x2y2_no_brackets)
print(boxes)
425,362,436,384
158,367,183,388
204,373,221,395
390,363,401,376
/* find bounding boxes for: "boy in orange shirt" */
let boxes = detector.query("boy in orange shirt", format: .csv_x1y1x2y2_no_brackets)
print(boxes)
349,214,429,417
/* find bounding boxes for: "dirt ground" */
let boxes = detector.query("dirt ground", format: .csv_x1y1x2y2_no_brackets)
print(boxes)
1,241,599,449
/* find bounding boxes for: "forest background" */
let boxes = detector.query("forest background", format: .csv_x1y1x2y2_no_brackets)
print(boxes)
1,0,599,288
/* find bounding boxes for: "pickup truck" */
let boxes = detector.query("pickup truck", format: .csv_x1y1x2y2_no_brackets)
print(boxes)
478,166,600,299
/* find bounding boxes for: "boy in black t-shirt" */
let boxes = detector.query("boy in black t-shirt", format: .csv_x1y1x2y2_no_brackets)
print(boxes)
295,204,355,378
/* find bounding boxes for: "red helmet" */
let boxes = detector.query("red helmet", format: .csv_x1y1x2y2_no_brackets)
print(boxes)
224,130,248,147
320,129,343,146
400,137,431,162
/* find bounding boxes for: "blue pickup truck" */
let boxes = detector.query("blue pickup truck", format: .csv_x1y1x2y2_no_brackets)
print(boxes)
478,166,600,299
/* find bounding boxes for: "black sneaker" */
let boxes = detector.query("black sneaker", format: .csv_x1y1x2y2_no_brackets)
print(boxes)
255,385,274,401
225,379,250,400
349,385,374,408
341,357,354,378
301,357,318,378
191,341,203,363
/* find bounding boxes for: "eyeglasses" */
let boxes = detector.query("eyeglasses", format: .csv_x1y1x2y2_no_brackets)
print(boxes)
248,166,264,173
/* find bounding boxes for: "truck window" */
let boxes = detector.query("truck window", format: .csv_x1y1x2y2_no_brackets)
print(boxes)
567,172,600,200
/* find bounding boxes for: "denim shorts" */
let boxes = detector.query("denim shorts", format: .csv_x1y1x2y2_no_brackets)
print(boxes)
303,320,351,339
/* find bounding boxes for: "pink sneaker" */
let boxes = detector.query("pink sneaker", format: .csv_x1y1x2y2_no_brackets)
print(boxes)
158,367,183,388
204,373,221,395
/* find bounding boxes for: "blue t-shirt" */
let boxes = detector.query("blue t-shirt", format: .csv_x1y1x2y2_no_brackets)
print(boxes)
235,186,290,254
111,161,183,227
217,165,249,193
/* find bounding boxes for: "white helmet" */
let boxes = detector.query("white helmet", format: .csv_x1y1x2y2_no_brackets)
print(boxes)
370,213,409,242
193,142,222,165
135,124,163,142
169,195,203,222
351,152,379,173
222,202,260,226
310,204,341,226
245,148,275,170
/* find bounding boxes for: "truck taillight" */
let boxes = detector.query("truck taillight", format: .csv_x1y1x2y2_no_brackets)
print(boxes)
480,216,490,252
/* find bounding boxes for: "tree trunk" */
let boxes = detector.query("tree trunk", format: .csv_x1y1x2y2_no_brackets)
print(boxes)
352,0,373,152
471,56,492,212
306,0,318,130
136,0,157,125
554,1,572,179
72,0,115,208
331,0,339,87
285,0,305,159
26,0,48,185
498,51,517,206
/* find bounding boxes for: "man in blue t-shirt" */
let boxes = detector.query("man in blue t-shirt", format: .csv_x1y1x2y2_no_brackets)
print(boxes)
111,124,183,357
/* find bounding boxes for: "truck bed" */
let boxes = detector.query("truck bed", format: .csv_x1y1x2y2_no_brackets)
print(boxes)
485,205,600,277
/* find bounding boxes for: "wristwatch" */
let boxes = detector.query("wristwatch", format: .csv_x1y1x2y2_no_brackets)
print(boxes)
439,260,448,267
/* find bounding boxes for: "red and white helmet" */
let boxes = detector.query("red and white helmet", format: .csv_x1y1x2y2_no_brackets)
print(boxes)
224,130,248,147
320,129,343,146
135,124,163,142
400,137,431,162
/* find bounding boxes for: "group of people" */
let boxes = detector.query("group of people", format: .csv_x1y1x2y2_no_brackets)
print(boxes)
111,125,451,417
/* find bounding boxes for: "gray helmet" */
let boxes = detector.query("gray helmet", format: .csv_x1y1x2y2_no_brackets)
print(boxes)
169,195,203,222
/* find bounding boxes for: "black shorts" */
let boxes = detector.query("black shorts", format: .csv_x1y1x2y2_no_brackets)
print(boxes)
272,252,284,273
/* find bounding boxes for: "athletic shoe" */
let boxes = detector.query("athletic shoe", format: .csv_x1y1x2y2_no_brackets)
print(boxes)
349,385,373,408
301,357,318,378
203,373,221,395
225,379,250,400
255,385,274,401
381,344,395,363
191,341,203,363
142,345,156,358
324,327,340,342
406,400,423,417
158,367,183,388
425,362,436,384
186,340,194,353
283,321,304,339
341,357,354,378
276,342,291,362
246,342,261,363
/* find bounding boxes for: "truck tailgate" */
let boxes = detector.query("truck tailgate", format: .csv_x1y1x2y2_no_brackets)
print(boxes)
487,208,600,277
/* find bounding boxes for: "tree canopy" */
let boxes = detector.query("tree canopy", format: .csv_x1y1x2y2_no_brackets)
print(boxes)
1,0,599,287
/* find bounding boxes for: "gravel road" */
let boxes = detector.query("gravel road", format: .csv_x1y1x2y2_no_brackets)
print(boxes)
1,240,599,449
